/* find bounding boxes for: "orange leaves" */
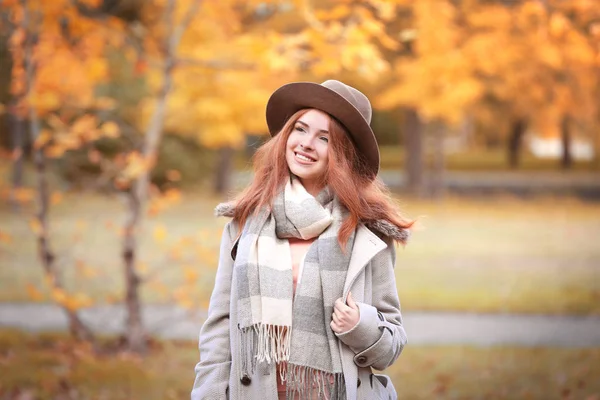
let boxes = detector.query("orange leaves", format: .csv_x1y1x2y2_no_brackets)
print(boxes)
147,189,182,217
51,287,92,311
165,170,181,182
119,152,151,182
0,231,12,245
34,129,52,150
29,218,44,236
378,0,599,130
100,121,120,138
7,0,120,121
26,283,45,301
183,265,198,284
549,13,570,38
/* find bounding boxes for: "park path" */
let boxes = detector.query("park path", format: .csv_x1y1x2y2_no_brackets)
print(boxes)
1,303,599,347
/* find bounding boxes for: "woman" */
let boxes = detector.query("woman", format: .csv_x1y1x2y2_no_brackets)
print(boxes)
192,80,412,400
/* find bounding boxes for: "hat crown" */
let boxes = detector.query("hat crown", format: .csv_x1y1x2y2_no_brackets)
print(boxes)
321,80,372,125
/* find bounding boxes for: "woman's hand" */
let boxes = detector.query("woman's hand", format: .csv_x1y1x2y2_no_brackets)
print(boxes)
330,292,360,334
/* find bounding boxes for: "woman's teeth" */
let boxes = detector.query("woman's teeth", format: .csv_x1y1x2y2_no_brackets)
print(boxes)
296,153,315,162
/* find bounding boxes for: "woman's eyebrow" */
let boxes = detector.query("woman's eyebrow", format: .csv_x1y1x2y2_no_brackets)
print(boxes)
296,120,329,134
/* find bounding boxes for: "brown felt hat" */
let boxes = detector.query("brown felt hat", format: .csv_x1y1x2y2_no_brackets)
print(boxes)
266,80,380,178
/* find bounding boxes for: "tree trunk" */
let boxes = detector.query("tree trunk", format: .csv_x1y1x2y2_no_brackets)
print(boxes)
22,1,93,342
595,127,600,170
121,0,182,354
122,187,145,353
214,146,234,194
403,108,424,196
428,122,445,199
122,69,172,354
8,108,25,211
560,116,572,169
508,119,526,169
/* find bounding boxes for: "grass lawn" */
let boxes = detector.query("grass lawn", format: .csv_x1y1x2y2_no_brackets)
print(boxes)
0,191,599,315
0,329,598,400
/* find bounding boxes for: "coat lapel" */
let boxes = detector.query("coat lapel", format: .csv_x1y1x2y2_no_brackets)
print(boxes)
342,224,387,299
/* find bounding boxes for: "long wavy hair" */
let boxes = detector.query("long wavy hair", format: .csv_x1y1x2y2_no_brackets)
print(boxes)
232,109,413,247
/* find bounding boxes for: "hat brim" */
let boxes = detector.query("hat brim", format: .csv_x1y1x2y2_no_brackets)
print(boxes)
266,82,379,177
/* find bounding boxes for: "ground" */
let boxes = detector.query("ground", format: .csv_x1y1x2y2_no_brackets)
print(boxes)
0,329,598,400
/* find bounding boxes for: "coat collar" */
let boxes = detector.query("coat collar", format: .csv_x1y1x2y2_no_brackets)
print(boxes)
343,223,388,297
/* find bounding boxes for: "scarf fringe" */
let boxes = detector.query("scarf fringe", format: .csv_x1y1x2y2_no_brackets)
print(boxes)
284,364,346,400
239,323,291,376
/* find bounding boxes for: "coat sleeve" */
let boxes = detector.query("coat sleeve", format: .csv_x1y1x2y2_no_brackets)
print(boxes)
191,221,237,400
335,242,407,371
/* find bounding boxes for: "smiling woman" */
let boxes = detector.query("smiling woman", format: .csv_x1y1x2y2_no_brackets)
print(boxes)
192,80,414,400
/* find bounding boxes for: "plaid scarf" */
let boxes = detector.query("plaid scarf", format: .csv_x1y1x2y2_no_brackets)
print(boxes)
234,177,355,399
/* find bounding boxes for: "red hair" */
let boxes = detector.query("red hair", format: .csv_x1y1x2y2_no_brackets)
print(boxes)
233,109,413,247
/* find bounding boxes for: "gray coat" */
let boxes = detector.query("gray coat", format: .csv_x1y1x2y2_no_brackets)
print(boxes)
192,220,407,400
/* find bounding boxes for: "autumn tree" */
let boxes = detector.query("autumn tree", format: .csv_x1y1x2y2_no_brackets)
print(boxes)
4,0,124,340
376,0,600,197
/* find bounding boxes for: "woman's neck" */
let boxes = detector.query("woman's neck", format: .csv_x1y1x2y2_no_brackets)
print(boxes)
299,178,324,197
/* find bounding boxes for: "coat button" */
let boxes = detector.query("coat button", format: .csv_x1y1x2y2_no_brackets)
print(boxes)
240,375,251,386
357,378,361,388
356,356,367,364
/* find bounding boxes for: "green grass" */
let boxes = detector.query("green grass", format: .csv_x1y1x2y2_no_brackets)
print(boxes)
0,329,598,400
1,192,599,314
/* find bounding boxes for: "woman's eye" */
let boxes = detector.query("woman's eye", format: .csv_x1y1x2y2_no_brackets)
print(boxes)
320,136,329,143
294,126,305,133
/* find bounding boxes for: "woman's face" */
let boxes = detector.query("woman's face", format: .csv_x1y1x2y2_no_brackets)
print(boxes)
286,109,330,194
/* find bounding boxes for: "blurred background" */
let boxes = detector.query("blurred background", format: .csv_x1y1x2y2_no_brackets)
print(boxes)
0,0,599,399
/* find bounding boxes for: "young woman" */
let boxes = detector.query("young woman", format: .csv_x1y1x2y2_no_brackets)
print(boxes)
192,80,412,400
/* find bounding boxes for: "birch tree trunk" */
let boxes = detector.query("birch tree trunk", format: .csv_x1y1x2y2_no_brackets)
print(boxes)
22,0,93,342
121,0,197,353
122,65,173,353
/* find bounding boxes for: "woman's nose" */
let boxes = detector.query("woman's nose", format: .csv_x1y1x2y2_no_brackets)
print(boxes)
300,136,314,150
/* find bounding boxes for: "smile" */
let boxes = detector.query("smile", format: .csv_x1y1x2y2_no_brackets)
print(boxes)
295,152,316,163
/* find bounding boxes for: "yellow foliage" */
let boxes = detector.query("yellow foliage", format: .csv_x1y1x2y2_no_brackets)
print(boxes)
45,145,66,159
51,287,67,305
63,292,93,311
376,0,599,130
137,262,149,274
121,152,149,180
26,283,44,301
33,129,52,149
50,192,63,206
153,224,167,243
0,231,13,244
29,218,43,235
13,187,35,203
101,121,120,138
183,266,198,283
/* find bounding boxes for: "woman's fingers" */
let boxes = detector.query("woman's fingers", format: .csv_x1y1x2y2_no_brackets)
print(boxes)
332,311,342,324
346,291,358,309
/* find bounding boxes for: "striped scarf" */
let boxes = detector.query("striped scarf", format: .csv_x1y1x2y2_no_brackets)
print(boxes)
234,177,354,399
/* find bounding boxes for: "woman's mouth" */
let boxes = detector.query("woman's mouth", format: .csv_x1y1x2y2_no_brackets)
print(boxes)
295,152,316,163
